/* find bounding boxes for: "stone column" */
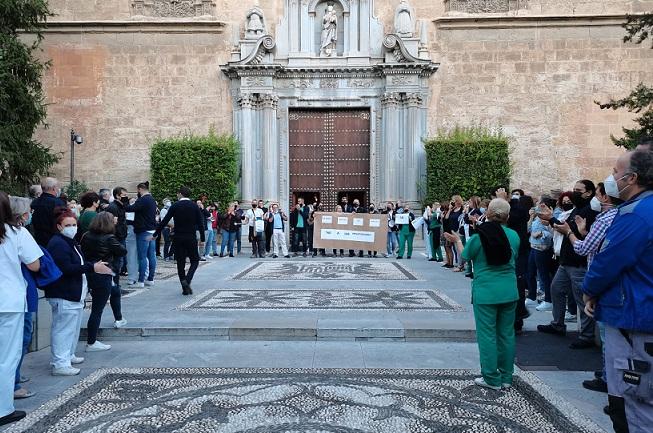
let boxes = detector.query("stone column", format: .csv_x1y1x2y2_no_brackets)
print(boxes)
404,93,423,202
381,92,401,201
261,93,279,202
238,93,256,202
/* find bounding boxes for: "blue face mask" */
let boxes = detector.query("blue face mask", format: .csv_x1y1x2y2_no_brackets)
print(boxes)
24,212,32,226
479,207,487,214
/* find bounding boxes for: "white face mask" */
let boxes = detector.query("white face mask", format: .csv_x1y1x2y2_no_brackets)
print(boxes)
61,226,77,239
604,174,630,198
590,196,603,212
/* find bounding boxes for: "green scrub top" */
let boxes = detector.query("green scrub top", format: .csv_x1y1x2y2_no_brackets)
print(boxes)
78,210,97,235
462,225,520,305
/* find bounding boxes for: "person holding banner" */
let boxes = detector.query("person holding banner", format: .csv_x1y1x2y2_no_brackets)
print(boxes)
332,205,345,257
428,202,444,262
395,204,416,259
383,202,398,258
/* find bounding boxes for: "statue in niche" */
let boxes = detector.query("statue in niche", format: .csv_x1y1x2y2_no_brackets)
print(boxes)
394,0,414,38
245,7,266,39
320,3,338,57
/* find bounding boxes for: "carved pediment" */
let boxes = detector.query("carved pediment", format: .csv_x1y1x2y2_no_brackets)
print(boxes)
131,0,216,18
233,35,276,65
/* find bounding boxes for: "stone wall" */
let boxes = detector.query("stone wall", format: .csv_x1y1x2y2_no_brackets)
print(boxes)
34,0,652,194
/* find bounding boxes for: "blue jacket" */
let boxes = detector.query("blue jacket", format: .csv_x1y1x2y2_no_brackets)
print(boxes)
125,194,158,233
583,190,653,332
43,233,94,302
21,247,62,312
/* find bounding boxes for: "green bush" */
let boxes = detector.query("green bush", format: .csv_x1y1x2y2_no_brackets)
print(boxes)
63,180,90,201
424,126,511,202
150,131,239,208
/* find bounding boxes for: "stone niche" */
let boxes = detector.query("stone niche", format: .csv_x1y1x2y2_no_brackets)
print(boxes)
222,0,438,210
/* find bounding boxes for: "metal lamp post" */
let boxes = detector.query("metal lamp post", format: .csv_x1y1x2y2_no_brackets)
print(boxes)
70,129,83,182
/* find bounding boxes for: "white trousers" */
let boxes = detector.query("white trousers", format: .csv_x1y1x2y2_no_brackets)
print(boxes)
272,229,289,257
49,299,84,369
0,312,23,417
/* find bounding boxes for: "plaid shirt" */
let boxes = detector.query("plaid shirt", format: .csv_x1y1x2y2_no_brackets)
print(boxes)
573,207,618,266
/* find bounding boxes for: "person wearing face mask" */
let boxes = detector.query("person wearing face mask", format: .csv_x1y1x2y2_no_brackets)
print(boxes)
43,209,113,377
245,199,266,259
582,150,653,433
427,202,444,262
367,203,379,258
124,182,158,288
30,177,66,247
77,192,100,241
538,180,599,350
0,192,43,426
396,204,416,259
382,202,398,258
105,187,130,322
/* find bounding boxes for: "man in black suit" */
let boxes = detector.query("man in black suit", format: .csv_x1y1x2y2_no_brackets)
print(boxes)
154,186,205,295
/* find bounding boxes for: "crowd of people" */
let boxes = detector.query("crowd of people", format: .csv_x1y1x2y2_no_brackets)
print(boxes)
0,141,651,432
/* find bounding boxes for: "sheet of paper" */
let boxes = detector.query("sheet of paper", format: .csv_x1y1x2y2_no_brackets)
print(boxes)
353,218,364,226
369,218,381,228
322,215,333,224
337,217,349,225
411,217,424,229
395,213,409,225
125,212,135,222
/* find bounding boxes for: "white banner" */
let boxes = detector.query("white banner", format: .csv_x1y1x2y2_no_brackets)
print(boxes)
321,229,375,243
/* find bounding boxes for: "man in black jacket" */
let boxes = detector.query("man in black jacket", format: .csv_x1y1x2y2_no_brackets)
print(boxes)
31,177,66,246
154,186,205,295
124,182,158,287
289,198,310,256
106,187,129,289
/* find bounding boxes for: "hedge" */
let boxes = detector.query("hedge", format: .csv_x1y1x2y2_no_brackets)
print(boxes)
424,126,511,202
150,131,239,208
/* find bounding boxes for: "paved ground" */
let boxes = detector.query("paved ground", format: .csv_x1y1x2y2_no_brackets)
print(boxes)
4,242,611,432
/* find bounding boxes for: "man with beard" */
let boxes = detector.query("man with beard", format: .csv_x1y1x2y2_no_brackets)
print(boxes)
537,180,599,349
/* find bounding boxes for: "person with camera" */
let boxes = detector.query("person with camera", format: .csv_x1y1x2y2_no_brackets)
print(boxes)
526,196,555,312
270,203,290,258
245,200,266,259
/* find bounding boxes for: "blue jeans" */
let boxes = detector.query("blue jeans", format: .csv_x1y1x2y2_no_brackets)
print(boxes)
126,226,139,283
386,231,398,255
136,231,156,282
14,313,33,391
527,248,552,302
220,229,236,255
204,228,215,256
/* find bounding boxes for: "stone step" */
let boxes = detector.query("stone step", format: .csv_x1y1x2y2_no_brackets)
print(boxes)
81,323,476,342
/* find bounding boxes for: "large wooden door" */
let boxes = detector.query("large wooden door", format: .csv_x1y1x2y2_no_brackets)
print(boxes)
289,109,370,211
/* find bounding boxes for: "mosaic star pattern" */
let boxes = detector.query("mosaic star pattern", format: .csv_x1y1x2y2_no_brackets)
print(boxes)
176,289,463,311
7,368,602,433
232,261,419,280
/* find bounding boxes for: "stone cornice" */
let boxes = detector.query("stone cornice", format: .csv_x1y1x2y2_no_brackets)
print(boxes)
222,63,440,79
435,13,632,30
37,20,226,33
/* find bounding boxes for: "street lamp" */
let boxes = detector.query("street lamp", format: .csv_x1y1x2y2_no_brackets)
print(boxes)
70,129,83,183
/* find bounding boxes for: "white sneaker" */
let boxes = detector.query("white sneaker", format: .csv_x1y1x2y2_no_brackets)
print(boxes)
536,301,553,312
70,356,85,365
564,312,577,322
205,255,213,260
474,377,501,391
501,383,512,390
52,366,80,376
128,281,144,288
86,341,112,352
525,298,538,308
114,319,128,329
144,280,155,287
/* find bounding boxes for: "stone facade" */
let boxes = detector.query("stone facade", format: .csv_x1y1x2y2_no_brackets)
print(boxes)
34,0,653,200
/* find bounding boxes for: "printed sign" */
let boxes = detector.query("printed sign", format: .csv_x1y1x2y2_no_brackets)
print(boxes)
395,213,409,225
353,218,364,226
369,219,381,228
125,212,135,222
322,215,333,224
337,217,349,225
321,229,375,243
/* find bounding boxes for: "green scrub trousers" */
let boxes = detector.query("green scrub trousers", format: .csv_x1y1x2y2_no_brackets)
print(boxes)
397,227,414,258
472,301,517,387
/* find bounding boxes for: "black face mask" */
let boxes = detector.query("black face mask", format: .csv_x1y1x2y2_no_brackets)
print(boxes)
571,191,588,208
120,196,129,205
137,192,142,198
561,202,574,211
252,204,257,208
369,206,374,210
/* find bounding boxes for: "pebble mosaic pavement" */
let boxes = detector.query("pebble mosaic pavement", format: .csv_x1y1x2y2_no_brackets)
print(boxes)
232,261,419,280
175,289,463,311
5,368,603,433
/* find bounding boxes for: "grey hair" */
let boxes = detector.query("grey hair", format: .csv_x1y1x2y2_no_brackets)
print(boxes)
99,188,111,199
629,150,653,189
487,198,511,223
40,177,58,192
28,185,42,198
9,196,31,218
